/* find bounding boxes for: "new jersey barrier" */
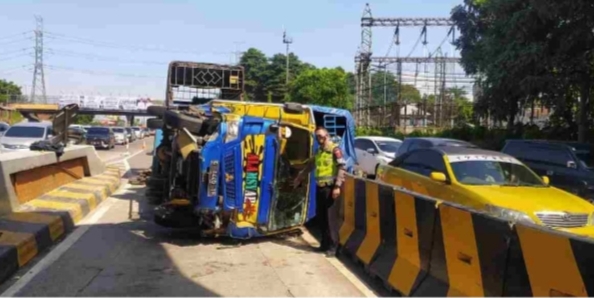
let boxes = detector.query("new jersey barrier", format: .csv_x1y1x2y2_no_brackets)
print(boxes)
338,175,594,297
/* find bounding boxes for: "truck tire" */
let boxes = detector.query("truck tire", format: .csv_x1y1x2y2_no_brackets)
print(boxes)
147,106,167,118
163,110,203,134
147,118,164,129
284,102,304,114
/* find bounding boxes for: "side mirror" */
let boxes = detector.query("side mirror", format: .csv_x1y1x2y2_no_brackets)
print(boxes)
542,176,550,186
366,148,376,154
567,161,577,169
430,172,447,183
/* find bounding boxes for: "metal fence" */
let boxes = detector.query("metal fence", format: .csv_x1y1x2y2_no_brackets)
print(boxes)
353,101,462,132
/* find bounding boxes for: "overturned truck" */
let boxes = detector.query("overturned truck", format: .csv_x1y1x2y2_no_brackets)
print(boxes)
145,61,357,239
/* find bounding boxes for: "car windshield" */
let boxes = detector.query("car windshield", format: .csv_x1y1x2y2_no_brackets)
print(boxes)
575,151,594,168
113,128,124,133
87,127,109,135
4,126,45,138
449,159,545,187
132,127,140,131
377,141,401,153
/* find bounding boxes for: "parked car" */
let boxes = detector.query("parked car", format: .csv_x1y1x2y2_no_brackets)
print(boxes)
111,127,128,145
125,127,136,142
86,126,115,150
376,146,594,238
502,140,594,202
67,126,87,145
0,121,10,137
0,121,53,152
354,136,402,177
395,137,477,158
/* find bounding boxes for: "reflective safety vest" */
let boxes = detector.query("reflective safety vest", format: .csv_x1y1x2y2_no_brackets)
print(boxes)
315,143,338,186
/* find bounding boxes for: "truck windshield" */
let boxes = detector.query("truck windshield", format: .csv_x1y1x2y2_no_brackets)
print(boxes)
268,125,311,230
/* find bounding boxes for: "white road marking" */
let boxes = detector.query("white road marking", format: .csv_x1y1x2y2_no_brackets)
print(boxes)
0,186,126,297
106,147,145,166
0,143,145,296
299,229,378,298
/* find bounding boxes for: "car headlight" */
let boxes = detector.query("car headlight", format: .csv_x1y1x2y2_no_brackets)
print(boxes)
225,121,239,143
485,205,534,224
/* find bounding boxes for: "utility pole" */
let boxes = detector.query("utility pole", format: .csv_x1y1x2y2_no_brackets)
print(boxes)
233,41,245,65
282,29,293,89
31,15,47,103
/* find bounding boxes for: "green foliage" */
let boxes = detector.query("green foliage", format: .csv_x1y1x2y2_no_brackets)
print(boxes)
452,0,594,141
240,49,315,103
73,115,94,125
0,79,22,103
289,68,353,109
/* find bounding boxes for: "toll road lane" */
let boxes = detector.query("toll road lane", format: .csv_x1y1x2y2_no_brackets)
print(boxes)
0,149,371,297
95,136,154,164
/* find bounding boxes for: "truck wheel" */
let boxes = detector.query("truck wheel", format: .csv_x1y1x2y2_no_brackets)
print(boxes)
283,102,304,114
163,110,203,134
147,118,164,129
147,106,167,118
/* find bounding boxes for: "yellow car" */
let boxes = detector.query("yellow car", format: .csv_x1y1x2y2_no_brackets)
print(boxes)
376,146,594,237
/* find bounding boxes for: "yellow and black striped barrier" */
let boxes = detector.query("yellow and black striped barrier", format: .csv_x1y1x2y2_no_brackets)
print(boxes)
0,166,121,283
338,175,594,297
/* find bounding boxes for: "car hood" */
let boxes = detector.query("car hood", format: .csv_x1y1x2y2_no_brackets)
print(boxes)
0,136,43,146
465,185,594,213
87,134,110,138
382,152,396,159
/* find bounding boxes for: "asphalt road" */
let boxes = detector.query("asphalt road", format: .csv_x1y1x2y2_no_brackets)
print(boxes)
94,136,154,165
0,136,390,297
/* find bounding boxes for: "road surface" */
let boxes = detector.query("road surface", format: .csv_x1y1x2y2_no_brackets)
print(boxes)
0,137,390,297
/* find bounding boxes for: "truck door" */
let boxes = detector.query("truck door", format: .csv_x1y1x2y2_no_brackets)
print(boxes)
264,123,313,233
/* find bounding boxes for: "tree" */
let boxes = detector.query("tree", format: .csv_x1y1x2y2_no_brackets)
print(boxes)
265,53,312,103
74,115,94,125
452,0,594,141
289,68,353,109
239,48,268,101
0,79,22,103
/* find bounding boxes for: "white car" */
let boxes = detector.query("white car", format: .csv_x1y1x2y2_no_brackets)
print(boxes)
111,127,128,145
0,121,54,153
354,136,402,177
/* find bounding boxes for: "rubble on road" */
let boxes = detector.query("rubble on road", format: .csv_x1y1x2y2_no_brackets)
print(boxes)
129,168,152,185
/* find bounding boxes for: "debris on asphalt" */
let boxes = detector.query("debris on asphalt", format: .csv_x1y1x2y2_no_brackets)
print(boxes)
129,168,152,185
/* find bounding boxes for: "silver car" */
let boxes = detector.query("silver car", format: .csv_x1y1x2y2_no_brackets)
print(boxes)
0,122,10,137
111,127,128,145
0,121,53,152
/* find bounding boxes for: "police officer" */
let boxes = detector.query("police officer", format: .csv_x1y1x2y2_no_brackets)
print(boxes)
294,127,346,257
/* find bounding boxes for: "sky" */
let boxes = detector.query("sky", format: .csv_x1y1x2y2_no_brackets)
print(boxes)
0,0,471,100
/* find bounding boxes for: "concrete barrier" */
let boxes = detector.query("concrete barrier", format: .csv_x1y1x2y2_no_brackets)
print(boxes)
0,145,105,215
338,175,594,296
0,146,121,284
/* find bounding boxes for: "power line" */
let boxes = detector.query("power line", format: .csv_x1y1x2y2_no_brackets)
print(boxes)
0,52,32,62
44,31,203,55
0,36,33,46
0,31,32,41
0,48,31,56
46,64,165,79
45,48,169,66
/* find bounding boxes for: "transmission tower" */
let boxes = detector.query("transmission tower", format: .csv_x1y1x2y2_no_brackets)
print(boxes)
30,15,47,103
355,3,459,127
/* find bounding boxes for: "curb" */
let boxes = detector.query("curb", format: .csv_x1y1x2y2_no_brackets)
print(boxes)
0,165,121,283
